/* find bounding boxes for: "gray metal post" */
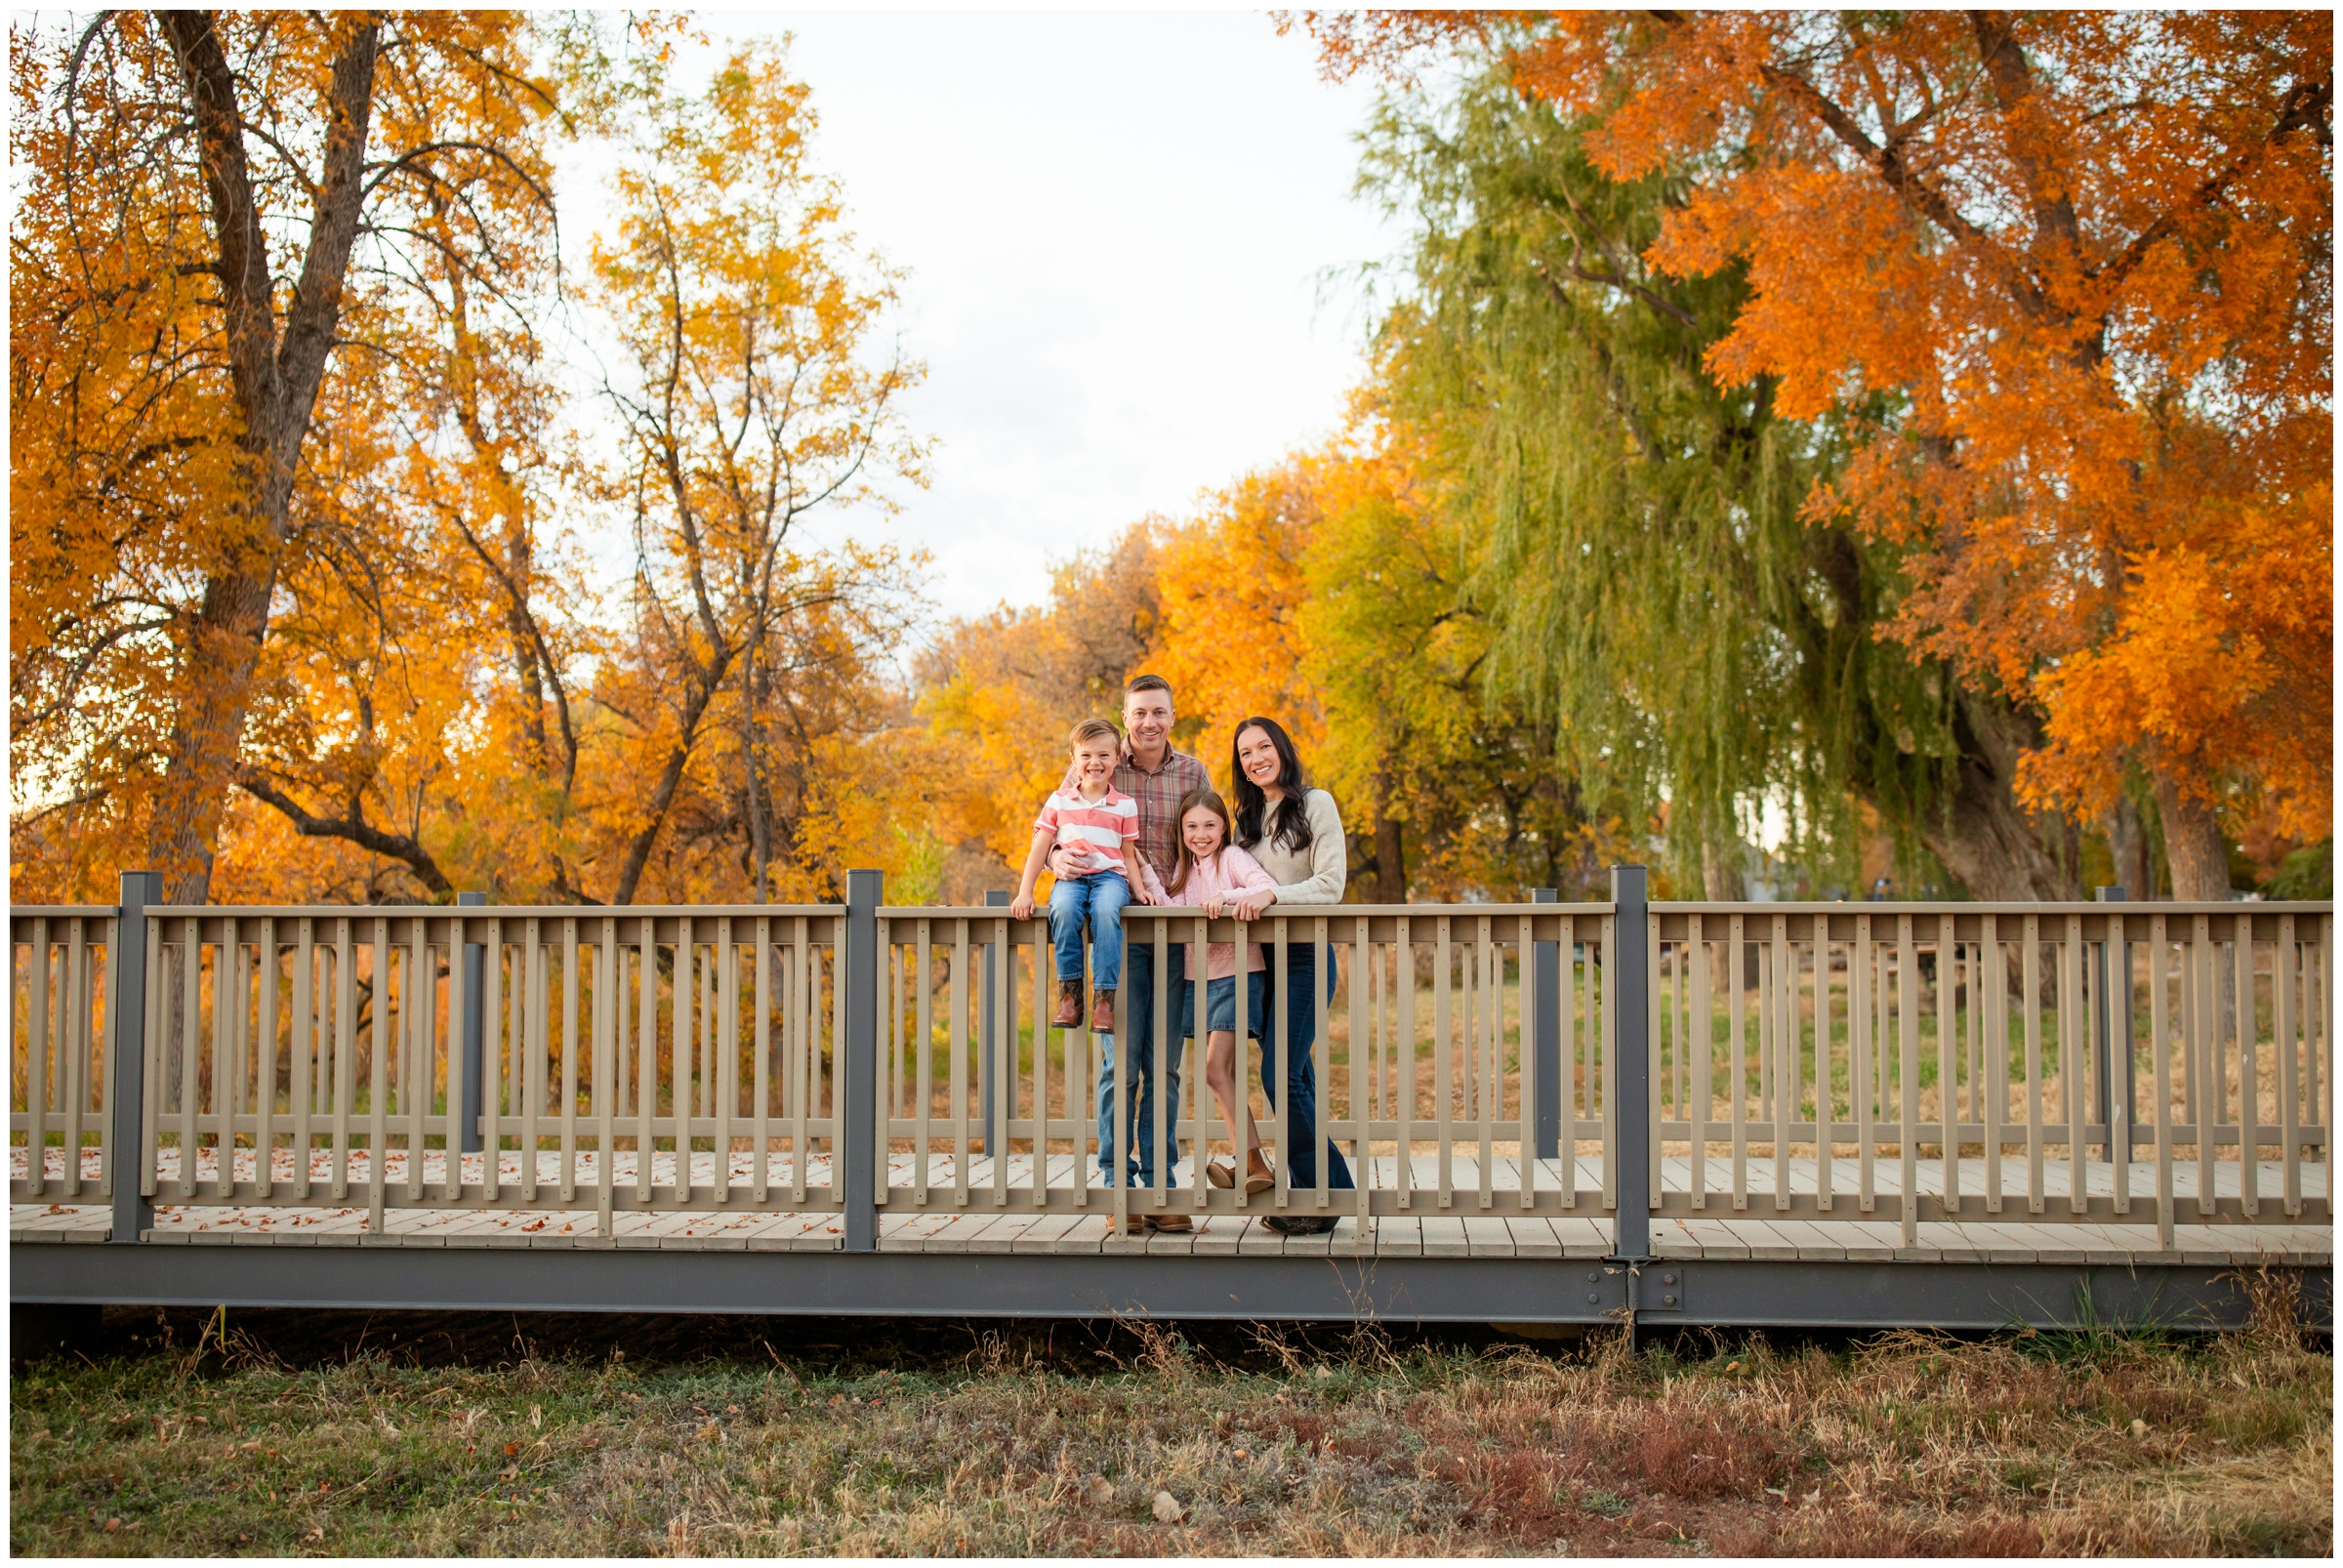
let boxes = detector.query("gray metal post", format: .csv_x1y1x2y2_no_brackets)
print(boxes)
842,870,882,1253
107,870,163,1245
2095,886,2129,1162
458,891,486,1153
1533,888,1562,1159
981,889,1009,1153
1611,865,1652,1263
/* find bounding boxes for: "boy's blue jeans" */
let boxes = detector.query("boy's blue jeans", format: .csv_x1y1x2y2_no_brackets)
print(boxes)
1048,871,1130,989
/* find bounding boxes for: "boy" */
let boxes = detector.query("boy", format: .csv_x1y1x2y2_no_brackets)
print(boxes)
1010,718,1159,1027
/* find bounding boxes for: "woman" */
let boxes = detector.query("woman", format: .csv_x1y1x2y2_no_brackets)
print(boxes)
1222,716,1354,1234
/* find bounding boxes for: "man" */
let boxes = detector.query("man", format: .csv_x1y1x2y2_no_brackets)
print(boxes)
1048,674,1208,1229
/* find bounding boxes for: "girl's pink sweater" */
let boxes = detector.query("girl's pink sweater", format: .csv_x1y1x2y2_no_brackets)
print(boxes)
1166,844,1278,981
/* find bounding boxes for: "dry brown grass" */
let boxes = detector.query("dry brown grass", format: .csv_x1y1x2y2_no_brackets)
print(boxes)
9,1291,2329,1557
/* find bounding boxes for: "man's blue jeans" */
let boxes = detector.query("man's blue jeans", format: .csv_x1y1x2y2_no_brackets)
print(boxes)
1048,871,1130,987
1095,941,1186,1185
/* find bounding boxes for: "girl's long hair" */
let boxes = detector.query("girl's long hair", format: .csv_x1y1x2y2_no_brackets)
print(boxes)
1165,787,1232,900
1230,717,1312,853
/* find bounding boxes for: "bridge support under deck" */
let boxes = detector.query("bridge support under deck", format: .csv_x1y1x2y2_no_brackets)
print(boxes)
9,1240,2327,1335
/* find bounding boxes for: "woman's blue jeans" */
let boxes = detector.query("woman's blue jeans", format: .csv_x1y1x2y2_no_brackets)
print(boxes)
1259,942,1355,1191
1048,871,1130,989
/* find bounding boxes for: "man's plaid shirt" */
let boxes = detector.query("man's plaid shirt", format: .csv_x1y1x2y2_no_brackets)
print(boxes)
1114,744,1212,898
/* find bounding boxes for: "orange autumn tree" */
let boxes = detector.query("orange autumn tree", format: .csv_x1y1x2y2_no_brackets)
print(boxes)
1305,10,2333,897
9,12,592,902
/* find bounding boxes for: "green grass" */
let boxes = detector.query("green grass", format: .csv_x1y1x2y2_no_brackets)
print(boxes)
10,1294,2330,1557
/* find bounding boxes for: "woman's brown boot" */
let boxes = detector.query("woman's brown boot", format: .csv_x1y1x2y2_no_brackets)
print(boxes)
1051,979,1084,1028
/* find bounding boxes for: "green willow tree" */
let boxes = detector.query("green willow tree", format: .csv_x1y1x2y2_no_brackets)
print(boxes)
1362,60,2083,899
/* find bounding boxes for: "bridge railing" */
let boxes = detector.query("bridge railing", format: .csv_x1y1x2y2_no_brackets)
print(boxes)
9,873,2332,1249
1652,904,2333,1248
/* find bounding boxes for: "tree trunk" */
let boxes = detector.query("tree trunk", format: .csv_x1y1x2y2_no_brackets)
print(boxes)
2105,794,2153,900
1375,812,1406,903
1701,837,1746,899
145,14,382,902
1911,693,2082,901
2153,769,2233,900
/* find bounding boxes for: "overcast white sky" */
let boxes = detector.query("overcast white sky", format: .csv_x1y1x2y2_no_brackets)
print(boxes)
614,10,1410,627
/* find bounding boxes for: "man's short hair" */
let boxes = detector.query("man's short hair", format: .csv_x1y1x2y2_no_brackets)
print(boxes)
1124,674,1173,703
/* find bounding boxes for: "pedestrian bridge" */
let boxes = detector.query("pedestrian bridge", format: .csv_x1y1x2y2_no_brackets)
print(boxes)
12,872,2331,1332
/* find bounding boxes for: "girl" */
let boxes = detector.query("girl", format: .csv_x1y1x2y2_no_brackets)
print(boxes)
1011,718,1157,1029
1162,786,1279,1197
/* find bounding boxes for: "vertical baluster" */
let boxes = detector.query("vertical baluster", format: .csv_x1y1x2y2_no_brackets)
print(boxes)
177,917,200,1200
1477,915,1495,1210
829,918,846,1207
408,917,431,1201
2278,915,2300,1217
2022,915,2044,1215
2060,915,2084,1216
1898,914,1920,1246
2193,914,2215,1217
142,921,163,1206
1433,914,1452,1210
220,926,244,1199
69,922,94,1196
1984,917,2004,1215
999,910,1018,1209
1600,910,1618,1217
559,917,579,1203
24,922,49,1196
2149,915,2173,1247
1730,912,1747,1212
446,912,467,1203
1650,917,1665,1215
1761,919,1781,1209
1940,914,1959,1217
289,920,312,1200
254,919,276,1200
712,918,732,1204
2237,917,2258,1218
951,921,970,1209
1690,917,1710,1212
1561,919,1579,1209
358,916,382,1215
914,918,933,1205
1397,921,1416,1210
1031,917,1049,1207
1855,914,1873,1214
751,917,770,1206
517,918,540,1202
1516,914,1536,1214
1263,914,1286,1213
1817,932,1833,1215
328,921,351,1201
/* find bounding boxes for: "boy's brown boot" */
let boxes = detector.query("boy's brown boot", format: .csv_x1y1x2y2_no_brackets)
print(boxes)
1051,980,1084,1028
1090,988,1116,1029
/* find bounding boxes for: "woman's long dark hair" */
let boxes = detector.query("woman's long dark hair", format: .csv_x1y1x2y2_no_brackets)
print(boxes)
1230,717,1313,853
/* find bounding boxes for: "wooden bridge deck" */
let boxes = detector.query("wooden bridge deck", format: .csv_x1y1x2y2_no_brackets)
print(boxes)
16,1150,2327,1266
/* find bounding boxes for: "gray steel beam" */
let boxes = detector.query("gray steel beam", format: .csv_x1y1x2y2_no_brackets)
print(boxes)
106,872,162,1245
841,870,881,1252
15,1243,2319,1333
1610,866,1651,1261
457,890,486,1153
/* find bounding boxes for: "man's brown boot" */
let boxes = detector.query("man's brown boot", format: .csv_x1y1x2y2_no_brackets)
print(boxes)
1146,1211,1193,1233
1051,980,1084,1029
1091,988,1116,1031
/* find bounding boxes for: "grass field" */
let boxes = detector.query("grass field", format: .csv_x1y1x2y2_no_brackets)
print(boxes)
9,1285,2330,1558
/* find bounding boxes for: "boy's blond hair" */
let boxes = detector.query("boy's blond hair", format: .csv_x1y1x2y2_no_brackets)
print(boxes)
1067,717,1122,750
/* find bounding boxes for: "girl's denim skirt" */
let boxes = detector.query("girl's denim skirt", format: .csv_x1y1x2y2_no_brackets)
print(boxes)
1178,970,1267,1039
